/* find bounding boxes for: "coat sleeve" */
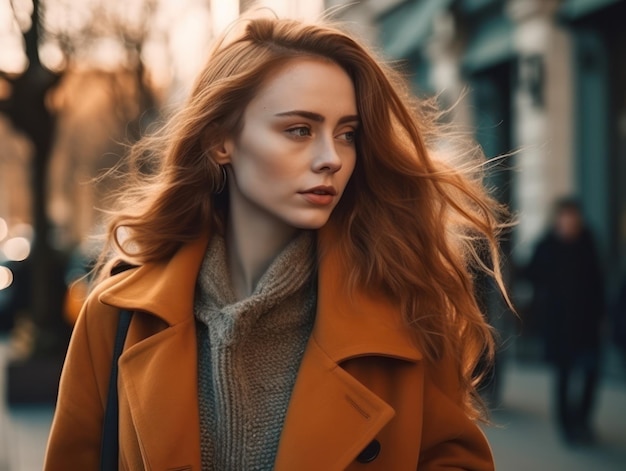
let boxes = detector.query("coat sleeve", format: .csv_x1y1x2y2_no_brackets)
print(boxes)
417,356,495,471
44,293,117,471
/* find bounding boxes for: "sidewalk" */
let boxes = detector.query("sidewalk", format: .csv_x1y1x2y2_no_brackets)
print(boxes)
0,336,54,471
1,335,625,470
483,360,626,471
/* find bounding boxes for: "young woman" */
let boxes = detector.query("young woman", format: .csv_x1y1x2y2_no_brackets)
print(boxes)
45,15,508,471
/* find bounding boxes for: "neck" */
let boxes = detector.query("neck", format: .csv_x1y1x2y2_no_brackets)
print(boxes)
226,192,298,300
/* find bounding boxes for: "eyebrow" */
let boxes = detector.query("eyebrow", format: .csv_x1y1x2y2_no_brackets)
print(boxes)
274,110,360,125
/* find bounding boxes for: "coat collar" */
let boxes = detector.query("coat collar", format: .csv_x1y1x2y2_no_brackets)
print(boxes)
313,226,422,363
98,228,422,363
98,235,210,325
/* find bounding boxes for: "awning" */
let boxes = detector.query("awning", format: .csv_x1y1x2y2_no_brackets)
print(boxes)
559,0,622,20
379,0,454,59
462,15,515,73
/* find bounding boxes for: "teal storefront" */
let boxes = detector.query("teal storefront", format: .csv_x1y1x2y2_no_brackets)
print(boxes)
379,0,515,209
378,0,454,94
559,0,626,287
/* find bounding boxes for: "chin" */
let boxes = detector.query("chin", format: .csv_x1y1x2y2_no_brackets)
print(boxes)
288,216,332,231
293,222,330,231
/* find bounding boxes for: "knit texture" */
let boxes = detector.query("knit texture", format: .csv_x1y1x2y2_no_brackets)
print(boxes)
194,231,316,471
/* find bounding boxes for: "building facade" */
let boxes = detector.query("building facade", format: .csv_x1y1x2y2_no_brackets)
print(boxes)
327,0,626,286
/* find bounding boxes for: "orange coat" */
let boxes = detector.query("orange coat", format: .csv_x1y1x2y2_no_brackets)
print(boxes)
44,232,494,470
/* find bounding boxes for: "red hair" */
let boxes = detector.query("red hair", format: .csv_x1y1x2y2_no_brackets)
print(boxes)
98,17,510,418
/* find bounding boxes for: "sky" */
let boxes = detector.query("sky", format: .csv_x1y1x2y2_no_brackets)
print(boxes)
0,0,323,88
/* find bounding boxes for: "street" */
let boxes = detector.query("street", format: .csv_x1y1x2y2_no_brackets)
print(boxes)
484,360,626,470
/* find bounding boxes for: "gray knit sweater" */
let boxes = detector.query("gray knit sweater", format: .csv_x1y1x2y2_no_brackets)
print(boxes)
194,232,316,471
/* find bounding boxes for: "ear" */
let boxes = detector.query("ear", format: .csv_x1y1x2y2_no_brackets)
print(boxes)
213,138,234,165
200,130,234,165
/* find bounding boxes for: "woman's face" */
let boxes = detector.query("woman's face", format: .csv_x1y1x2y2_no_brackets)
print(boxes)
220,57,358,231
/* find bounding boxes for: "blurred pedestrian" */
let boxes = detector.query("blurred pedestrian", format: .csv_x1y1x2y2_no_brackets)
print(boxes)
526,197,605,445
45,14,510,470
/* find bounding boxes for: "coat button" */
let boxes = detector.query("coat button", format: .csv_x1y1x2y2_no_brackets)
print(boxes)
356,439,381,463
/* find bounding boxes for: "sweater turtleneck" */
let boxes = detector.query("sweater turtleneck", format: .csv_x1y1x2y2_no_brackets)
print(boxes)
194,230,316,470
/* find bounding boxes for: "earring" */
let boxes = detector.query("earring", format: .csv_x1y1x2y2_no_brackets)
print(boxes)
215,165,227,194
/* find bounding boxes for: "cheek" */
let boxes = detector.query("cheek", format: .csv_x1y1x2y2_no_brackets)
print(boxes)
238,152,298,185
232,144,297,198
236,136,304,182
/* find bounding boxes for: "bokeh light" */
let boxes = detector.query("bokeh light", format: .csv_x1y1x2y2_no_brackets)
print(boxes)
3,236,30,261
0,265,13,290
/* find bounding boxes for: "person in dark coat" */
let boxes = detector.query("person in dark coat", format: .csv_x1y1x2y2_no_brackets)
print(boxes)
526,197,605,444
611,274,626,362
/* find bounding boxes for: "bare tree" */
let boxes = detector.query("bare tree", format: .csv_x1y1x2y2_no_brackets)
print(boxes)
0,0,166,402
0,0,65,357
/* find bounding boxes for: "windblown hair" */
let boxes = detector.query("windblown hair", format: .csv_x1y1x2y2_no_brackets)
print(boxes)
98,15,510,419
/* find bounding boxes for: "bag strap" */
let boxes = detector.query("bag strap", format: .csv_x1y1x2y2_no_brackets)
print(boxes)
100,309,133,471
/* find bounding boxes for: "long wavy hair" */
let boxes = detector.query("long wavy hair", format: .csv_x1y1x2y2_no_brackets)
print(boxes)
97,16,510,419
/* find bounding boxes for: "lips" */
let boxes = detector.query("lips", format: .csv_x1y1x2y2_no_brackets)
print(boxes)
299,185,337,205
301,185,337,196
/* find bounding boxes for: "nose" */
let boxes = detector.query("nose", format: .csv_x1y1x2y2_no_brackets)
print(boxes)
312,136,342,173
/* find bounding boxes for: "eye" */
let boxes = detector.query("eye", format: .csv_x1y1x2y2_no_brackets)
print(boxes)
337,130,356,144
286,126,312,138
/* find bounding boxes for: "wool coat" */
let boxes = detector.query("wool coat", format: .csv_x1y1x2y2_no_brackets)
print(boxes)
44,230,494,471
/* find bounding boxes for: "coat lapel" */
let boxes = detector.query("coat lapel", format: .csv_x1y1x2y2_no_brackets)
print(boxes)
274,339,395,471
99,235,210,470
118,317,201,470
275,227,423,469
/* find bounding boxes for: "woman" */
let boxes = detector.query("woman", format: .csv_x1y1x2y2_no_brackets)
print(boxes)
45,15,508,471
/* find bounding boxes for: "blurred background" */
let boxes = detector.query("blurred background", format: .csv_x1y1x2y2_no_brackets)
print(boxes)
1,0,625,469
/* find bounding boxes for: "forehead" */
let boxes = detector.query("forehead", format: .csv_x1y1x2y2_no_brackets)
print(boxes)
245,57,357,118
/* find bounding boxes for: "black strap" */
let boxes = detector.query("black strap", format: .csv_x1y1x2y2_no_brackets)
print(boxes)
100,309,133,471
